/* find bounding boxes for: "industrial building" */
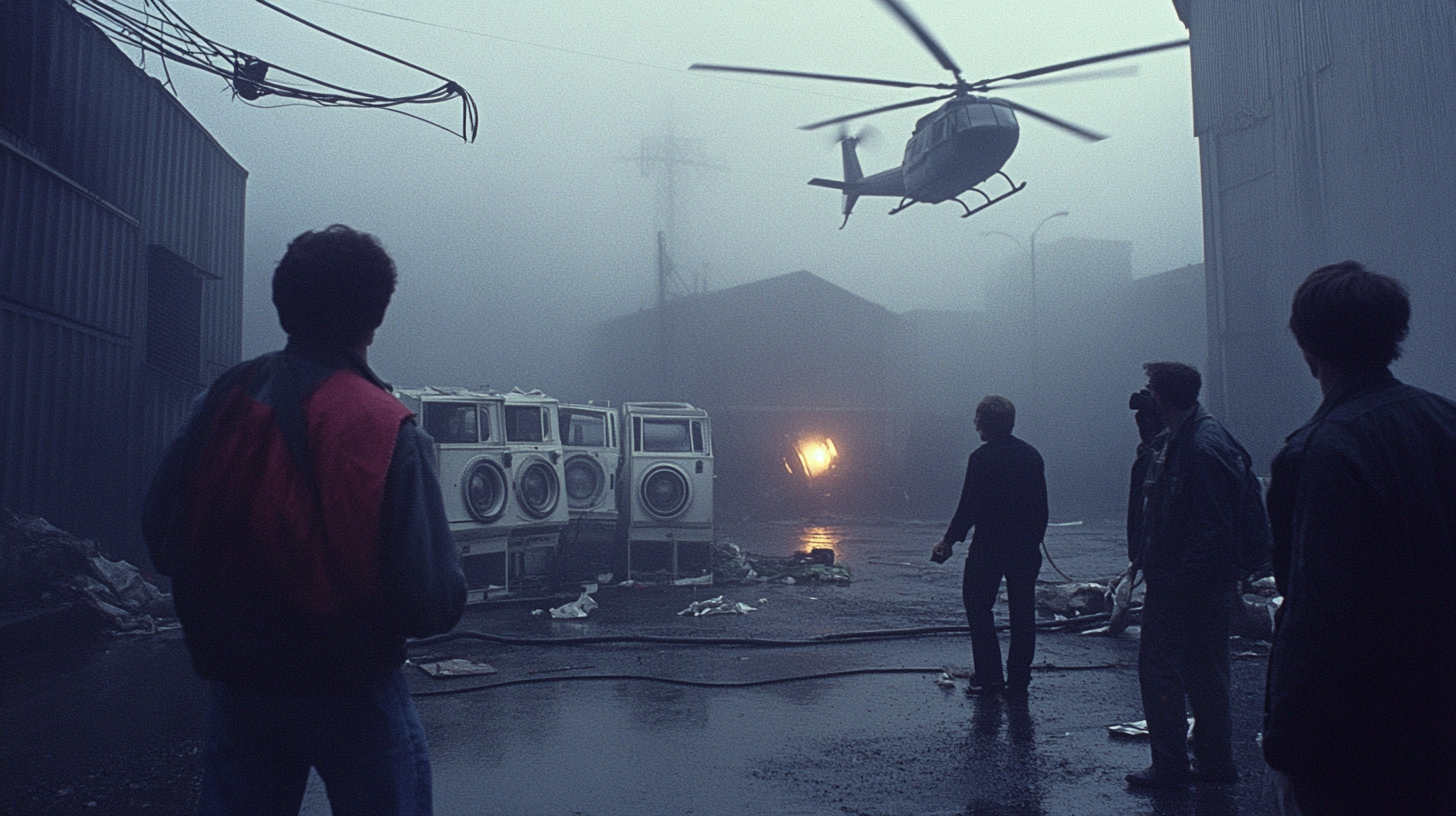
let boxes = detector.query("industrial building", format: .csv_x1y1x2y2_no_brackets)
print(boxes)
1,0,247,567
1177,0,1456,466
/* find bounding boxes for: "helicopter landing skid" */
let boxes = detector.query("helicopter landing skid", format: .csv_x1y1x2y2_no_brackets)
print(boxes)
957,172,1026,218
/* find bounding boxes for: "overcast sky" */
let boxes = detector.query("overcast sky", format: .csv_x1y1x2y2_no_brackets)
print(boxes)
120,0,1201,390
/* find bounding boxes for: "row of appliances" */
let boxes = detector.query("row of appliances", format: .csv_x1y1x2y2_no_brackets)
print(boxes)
393,388,714,602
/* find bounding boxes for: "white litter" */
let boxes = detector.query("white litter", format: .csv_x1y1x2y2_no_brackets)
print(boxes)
543,591,599,619
677,595,758,617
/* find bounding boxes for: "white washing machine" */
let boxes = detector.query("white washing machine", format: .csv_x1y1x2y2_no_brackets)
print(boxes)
556,402,623,581
621,402,713,581
499,389,571,590
395,387,512,602
395,387,569,601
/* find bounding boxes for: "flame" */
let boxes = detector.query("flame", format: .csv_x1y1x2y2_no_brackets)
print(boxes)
794,436,839,479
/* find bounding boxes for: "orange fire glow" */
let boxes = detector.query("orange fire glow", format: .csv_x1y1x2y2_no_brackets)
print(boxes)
794,437,839,479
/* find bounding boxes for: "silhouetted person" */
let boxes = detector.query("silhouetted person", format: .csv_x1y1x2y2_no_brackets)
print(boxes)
931,396,1048,705
143,225,466,816
1263,261,1456,815
1126,362,1270,790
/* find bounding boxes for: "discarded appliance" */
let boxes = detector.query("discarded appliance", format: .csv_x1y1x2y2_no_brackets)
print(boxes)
394,387,569,602
621,402,714,583
555,402,624,580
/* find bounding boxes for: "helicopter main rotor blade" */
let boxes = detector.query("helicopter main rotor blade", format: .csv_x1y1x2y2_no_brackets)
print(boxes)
983,64,1138,91
1001,99,1107,142
799,93,954,131
878,0,963,79
689,63,950,90
975,38,1188,87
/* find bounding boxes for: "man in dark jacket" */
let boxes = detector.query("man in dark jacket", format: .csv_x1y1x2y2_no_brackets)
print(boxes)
1126,361,1270,789
931,395,1048,704
143,225,467,816
1263,261,1456,815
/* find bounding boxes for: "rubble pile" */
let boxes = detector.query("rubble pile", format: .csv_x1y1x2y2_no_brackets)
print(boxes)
711,539,852,585
1,508,173,634
1035,581,1114,618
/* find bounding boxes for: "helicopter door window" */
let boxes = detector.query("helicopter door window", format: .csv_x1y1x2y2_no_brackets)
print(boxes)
994,105,1017,128
422,401,478,444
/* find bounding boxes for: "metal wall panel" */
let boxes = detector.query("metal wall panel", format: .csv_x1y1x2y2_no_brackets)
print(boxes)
1186,0,1456,468
2,0,246,564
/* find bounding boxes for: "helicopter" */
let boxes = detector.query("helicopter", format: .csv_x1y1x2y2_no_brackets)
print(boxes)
690,0,1188,227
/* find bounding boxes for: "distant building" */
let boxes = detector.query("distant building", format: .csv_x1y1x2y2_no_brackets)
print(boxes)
1,0,247,565
1176,1,1456,467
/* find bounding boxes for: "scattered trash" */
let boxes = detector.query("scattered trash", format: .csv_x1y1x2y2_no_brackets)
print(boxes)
677,595,757,617
1102,566,1139,635
1,508,174,634
596,572,614,584
672,574,713,586
711,539,852,585
413,658,498,678
536,590,599,619
780,576,796,585
1108,717,1195,740
934,672,956,688
1036,581,1110,618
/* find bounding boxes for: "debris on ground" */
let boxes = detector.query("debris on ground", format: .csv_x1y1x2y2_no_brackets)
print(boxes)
1108,717,1195,740
711,539,852,585
677,595,757,617
1,508,174,634
412,658,498,678
534,590,599,619
1035,581,1112,618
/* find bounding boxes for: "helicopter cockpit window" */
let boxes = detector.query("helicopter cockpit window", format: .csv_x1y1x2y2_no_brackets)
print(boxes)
640,418,693,453
562,410,607,447
995,105,1017,128
422,401,478,444
965,104,998,128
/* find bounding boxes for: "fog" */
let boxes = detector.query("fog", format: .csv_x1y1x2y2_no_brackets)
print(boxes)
138,0,1201,399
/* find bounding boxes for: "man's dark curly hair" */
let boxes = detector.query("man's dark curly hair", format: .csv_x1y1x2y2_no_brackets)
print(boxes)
1144,361,1201,411
272,224,397,347
1289,261,1409,370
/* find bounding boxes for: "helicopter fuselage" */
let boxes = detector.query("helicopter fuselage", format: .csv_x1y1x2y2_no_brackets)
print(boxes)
811,95,1020,214
901,95,1019,203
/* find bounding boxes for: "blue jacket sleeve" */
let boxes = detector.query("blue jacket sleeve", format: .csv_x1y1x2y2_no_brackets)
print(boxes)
378,420,467,638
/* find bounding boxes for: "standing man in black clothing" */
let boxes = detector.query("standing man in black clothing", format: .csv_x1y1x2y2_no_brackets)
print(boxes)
1126,362,1270,790
1263,262,1456,815
931,395,1048,704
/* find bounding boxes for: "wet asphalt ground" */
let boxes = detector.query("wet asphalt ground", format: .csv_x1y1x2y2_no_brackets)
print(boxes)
1,518,1271,815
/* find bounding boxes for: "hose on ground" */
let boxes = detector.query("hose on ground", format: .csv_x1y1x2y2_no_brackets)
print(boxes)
409,611,1122,651
410,660,1131,697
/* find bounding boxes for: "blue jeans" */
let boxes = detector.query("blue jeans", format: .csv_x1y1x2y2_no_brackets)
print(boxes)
201,667,433,816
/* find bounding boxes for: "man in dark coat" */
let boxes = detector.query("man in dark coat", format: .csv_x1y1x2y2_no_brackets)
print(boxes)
1126,361,1270,789
143,225,466,816
1263,261,1456,815
931,395,1048,704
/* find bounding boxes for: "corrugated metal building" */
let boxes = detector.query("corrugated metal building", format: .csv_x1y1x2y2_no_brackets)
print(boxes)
2,0,247,565
1176,1,1456,467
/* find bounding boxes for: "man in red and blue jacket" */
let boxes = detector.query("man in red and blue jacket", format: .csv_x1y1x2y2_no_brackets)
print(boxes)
143,224,465,816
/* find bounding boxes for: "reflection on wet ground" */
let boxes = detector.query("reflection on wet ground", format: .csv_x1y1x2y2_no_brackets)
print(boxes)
295,517,1268,816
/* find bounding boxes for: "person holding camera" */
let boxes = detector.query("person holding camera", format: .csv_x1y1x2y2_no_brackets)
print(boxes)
143,225,467,815
1262,262,1456,815
1125,362,1270,790
931,395,1048,705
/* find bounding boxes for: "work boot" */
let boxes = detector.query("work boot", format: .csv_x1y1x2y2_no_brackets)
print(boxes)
1126,765,1191,789
964,675,1004,697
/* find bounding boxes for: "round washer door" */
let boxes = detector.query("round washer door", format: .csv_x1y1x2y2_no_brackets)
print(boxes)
516,457,561,519
564,454,607,510
463,457,508,523
640,464,691,519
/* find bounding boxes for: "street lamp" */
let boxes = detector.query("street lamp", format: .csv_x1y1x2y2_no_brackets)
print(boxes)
983,210,1069,407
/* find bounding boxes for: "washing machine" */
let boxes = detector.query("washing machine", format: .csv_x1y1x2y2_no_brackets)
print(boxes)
498,389,571,591
621,402,713,581
556,402,623,581
394,387,512,602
